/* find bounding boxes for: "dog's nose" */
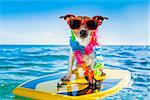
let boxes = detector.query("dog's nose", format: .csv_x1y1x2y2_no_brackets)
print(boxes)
80,30,88,38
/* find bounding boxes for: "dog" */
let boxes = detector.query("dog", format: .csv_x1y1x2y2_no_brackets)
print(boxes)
60,14,108,81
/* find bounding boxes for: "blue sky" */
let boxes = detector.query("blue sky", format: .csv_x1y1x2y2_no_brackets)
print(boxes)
0,0,149,45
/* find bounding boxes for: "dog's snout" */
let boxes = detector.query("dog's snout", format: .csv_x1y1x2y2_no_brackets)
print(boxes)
80,30,88,38
80,30,86,35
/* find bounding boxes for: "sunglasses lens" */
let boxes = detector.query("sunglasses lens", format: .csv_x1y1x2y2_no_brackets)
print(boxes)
86,20,98,30
69,20,81,29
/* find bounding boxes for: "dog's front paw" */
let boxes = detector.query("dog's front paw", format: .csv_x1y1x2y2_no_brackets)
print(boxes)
61,74,71,81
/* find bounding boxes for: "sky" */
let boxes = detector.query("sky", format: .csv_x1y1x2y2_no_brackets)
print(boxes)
0,0,149,45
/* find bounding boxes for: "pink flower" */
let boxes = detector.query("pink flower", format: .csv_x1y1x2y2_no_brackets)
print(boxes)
74,50,83,64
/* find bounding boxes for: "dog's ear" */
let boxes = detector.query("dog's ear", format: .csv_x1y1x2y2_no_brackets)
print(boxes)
93,16,108,21
60,14,75,20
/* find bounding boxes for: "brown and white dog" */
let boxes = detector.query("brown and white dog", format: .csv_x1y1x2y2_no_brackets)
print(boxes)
60,14,108,81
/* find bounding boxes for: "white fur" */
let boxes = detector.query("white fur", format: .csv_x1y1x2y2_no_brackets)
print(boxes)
75,33,91,46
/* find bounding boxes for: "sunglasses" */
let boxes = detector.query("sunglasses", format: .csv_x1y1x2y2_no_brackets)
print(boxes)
67,19,101,30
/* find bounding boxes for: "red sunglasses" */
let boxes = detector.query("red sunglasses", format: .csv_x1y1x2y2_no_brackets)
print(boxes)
67,19,102,30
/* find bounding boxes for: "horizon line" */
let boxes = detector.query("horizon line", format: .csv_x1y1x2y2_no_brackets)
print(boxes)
0,44,149,46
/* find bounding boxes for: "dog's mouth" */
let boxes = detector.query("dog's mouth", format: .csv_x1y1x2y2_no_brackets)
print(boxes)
79,30,88,39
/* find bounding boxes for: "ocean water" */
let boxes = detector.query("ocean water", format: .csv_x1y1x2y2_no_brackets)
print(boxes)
0,45,149,100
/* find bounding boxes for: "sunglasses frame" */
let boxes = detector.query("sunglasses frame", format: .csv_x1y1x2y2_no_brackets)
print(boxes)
67,18,102,30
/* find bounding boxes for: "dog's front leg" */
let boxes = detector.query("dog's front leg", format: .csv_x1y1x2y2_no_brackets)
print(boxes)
61,48,75,81
67,48,75,76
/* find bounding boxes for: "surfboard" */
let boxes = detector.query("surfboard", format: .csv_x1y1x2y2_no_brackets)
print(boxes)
13,69,131,100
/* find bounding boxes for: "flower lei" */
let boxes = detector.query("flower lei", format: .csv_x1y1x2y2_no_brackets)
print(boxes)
69,30,99,69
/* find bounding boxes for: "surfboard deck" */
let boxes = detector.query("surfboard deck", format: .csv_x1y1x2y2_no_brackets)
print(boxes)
13,69,131,100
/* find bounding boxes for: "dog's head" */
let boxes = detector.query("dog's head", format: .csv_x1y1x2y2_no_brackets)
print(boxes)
60,14,108,45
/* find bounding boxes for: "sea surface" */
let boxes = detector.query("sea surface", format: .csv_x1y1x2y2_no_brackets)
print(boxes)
0,45,149,100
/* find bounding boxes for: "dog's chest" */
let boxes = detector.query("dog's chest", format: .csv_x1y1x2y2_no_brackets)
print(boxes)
82,53,94,66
